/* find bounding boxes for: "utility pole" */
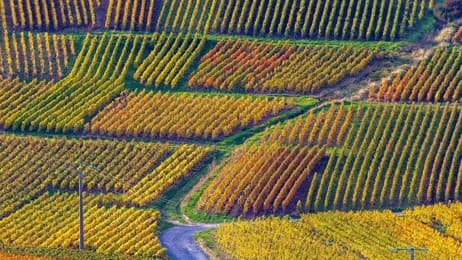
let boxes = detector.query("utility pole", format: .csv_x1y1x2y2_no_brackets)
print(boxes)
78,170,84,250
48,161,97,251
392,248,428,260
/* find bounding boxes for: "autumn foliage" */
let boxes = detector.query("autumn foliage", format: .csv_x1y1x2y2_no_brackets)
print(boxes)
0,192,166,258
198,143,326,216
89,91,293,140
0,32,75,80
189,39,377,94
372,47,462,103
216,203,462,259
4,0,101,30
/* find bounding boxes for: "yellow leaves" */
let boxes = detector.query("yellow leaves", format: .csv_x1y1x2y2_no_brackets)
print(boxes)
198,143,325,216
134,33,204,88
217,204,462,259
0,134,171,217
191,40,375,94
0,192,164,257
124,145,209,206
89,91,292,141
0,32,74,80
373,47,462,103
8,0,97,29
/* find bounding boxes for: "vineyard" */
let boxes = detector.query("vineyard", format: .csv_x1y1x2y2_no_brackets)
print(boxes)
0,79,53,125
0,134,174,216
215,203,462,259
124,145,209,207
3,0,101,30
0,133,211,224
0,0,434,41
197,103,462,216
0,192,165,258
0,0,461,259
0,32,75,80
89,91,292,140
155,0,433,40
305,104,461,212
0,133,208,257
189,39,377,93
104,0,158,31
198,144,326,215
372,47,462,103
134,33,206,88
261,103,355,147
0,34,145,134
405,203,462,240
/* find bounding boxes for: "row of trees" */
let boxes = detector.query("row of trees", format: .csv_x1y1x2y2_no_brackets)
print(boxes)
198,144,325,216
0,192,165,258
189,39,376,94
0,133,170,217
216,204,462,259
5,0,100,30
0,33,147,134
0,32,75,80
134,33,206,88
88,91,292,140
372,47,462,102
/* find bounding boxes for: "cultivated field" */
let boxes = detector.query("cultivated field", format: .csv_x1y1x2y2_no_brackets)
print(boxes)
0,0,461,259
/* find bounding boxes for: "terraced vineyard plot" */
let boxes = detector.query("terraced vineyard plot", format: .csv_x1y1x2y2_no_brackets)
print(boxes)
215,204,462,259
372,47,462,103
124,144,210,207
0,32,75,80
0,0,457,258
89,91,293,140
0,79,52,125
306,104,462,212
261,103,356,147
134,33,206,88
104,0,159,31
155,0,214,33
156,0,433,40
3,0,101,30
189,39,377,94
198,144,325,216
0,134,170,217
199,103,462,216
0,33,146,134
405,203,462,240
0,192,165,258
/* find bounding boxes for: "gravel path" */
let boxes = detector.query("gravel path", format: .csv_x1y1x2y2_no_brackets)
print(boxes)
160,224,218,260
